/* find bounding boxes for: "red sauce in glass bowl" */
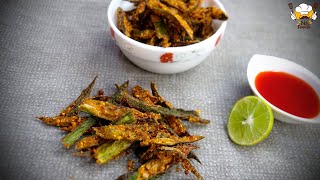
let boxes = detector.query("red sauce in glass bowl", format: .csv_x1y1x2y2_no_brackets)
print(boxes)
255,71,320,119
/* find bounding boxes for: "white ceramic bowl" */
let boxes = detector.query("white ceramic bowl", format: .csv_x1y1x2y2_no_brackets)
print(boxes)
107,0,228,74
247,54,320,124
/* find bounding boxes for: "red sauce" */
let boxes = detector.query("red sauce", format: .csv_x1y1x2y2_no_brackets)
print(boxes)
255,71,319,119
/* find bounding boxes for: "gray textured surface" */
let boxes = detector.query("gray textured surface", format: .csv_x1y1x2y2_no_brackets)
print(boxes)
0,0,320,179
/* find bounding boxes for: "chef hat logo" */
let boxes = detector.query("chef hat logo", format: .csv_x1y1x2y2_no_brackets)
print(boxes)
295,3,313,15
289,2,317,24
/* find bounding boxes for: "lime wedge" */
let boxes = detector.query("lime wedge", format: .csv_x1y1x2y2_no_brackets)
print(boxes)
227,96,274,146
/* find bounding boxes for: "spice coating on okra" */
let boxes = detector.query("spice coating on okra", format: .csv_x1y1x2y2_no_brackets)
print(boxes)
116,0,228,47
38,77,210,180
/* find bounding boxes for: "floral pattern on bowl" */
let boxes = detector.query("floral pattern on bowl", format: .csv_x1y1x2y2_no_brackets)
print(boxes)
160,53,173,63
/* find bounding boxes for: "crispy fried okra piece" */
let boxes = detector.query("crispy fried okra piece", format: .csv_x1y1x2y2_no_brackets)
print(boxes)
140,144,198,161
79,98,161,122
37,116,86,127
137,156,175,179
94,140,133,164
150,15,171,47
150,82,173,108
132,1,146,23
79,99,131,121
187,0,202,11
131,29,156,40
93,124,149,141
141,135,204,146
135,148,203,180
166,116,188,136
93,109,139,165
112,82,209,124
117,8,133,37
59,76,97,117
93,123,204,146
75,135,105,150
188,7,228,21
146,0,193,39
160,0,188,12
132,85,159,105
62,117,98,148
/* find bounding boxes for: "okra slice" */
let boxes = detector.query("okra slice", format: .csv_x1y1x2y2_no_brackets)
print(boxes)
37,116,86,127
93,124,149,141
94,140,133,164
141,135,204,146
137,156,175,180
150,82,173,108
117,8,133,37
140,144,198,161
166,116,188,136
187,0,201,11
75,135,105,150
80,99,161,122
181,158,203,180
132,1,146,23
59,76,97,116
146,0,193,39
132,85,159,105
209,6,228,20
160,0,187,12
150,15,170,46
79,99,129,121
131,29,155,40
113,88,209,124
62,116,98,148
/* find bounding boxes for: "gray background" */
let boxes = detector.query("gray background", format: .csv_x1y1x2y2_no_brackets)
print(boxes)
0,0,320,179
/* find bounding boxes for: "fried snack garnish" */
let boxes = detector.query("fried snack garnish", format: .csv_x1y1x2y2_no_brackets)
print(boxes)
38,79,210,179
116,0,227,47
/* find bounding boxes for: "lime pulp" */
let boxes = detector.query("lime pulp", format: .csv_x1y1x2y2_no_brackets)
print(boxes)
227,96,274,146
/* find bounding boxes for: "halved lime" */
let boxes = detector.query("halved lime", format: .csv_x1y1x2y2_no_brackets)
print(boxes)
227,96,274,146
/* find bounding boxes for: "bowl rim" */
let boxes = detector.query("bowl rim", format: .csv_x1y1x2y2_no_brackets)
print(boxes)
107,0,228,52
247,54,320,124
